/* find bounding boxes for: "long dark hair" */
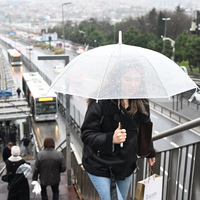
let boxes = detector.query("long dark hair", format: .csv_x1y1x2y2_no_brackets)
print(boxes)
87,98,148,116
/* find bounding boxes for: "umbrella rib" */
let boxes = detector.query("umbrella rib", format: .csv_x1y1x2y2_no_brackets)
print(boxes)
50,54,86,91
96,45,119,100
135,49,170,97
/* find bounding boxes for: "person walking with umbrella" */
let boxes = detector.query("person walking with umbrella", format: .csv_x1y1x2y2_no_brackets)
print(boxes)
2,142,13,163
81,97,156,200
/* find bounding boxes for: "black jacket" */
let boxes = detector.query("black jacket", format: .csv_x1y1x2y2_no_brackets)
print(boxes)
3,146,11,163
21,138,30,147
81,100,155,180
6,158,30,200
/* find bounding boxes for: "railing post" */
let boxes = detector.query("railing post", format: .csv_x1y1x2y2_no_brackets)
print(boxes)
65,94,72,187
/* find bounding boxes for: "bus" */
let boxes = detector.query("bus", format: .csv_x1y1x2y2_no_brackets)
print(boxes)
22,72,57,121
7,49,23,66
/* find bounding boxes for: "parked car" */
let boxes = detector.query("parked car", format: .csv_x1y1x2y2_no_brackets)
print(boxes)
76,46,85,54
194,91,200,102
65,43,71,51
26,43,34,52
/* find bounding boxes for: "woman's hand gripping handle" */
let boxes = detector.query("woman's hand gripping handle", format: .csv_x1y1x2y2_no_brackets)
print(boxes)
113,122,127,147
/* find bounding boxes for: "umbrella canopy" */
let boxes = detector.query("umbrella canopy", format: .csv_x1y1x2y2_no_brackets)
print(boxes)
50,33,197,100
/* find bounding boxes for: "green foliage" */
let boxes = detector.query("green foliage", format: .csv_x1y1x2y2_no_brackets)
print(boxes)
40,43,49,49
177,60,189,67
123,26,140,45
189,36,200,72
43,7,200,74
53,48,64,54
174,31,190,62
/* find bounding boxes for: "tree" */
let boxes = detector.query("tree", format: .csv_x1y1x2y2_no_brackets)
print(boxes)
123,26,140,45
174,31,191,62
169,7,191,39
145,8,157,34
175,5,185,13
70,24,87,44
189,36,200,72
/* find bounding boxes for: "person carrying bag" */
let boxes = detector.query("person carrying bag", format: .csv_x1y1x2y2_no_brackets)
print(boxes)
135,166,163,200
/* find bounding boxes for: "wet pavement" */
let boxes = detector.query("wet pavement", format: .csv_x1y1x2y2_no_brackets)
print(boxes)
0,144,79,200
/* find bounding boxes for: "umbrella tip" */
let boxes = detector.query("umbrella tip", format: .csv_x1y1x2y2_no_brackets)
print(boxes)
118,31,122,45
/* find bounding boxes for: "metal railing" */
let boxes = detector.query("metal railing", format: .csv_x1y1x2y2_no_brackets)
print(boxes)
54,96,200,200
2,37,200,199
150,100,200,133
70,118,200,200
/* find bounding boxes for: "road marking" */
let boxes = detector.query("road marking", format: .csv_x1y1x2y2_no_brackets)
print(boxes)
151,107,200,137
151,114,158,119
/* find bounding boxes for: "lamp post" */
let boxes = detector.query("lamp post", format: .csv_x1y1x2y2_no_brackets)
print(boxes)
62,2,71,54
62,2,71,187
162,17,171,51
88,19,92,34
161,36,175,61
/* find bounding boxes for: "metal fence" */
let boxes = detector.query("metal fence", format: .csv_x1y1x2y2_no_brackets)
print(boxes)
71,137,200,200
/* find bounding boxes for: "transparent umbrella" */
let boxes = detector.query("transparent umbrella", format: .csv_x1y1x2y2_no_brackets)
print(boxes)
50,32,198,100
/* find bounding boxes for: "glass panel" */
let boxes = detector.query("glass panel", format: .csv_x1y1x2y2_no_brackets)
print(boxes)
36,101,57,114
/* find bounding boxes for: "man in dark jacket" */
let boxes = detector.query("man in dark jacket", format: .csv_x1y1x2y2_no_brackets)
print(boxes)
9,127,17,145
16,87,21,98
2,142,13,163
32,137,66,200
0,127,5,147
21,136,30,157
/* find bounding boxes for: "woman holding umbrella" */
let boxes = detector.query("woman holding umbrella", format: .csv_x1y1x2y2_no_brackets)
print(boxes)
81,97,156,200
81,65,156,200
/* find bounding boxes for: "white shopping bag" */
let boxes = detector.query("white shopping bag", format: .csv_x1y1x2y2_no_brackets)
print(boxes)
31,181,41,195
135,174,163,200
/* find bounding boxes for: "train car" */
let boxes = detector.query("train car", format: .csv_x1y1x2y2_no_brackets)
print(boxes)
22,72,57,121
7,49,23,66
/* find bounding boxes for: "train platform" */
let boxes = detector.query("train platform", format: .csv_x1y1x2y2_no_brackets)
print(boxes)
0,48,17,98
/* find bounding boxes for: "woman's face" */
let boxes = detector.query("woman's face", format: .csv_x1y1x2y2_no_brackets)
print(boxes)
121,70,142,95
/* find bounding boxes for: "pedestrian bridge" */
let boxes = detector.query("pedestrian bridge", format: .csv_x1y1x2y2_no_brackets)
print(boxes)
58,114,200,200
1,37,200,200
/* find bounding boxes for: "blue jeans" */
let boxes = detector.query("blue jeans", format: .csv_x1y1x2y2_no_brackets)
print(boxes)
23,145,30,155
88,173,133,200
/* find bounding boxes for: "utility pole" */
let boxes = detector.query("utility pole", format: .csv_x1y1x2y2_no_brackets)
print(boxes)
62,2,71,54
162,18,171,51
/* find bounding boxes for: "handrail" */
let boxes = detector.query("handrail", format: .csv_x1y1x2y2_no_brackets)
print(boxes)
150,100,200,133
0,165,6,177
153,117,200,141
150,100,190,122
